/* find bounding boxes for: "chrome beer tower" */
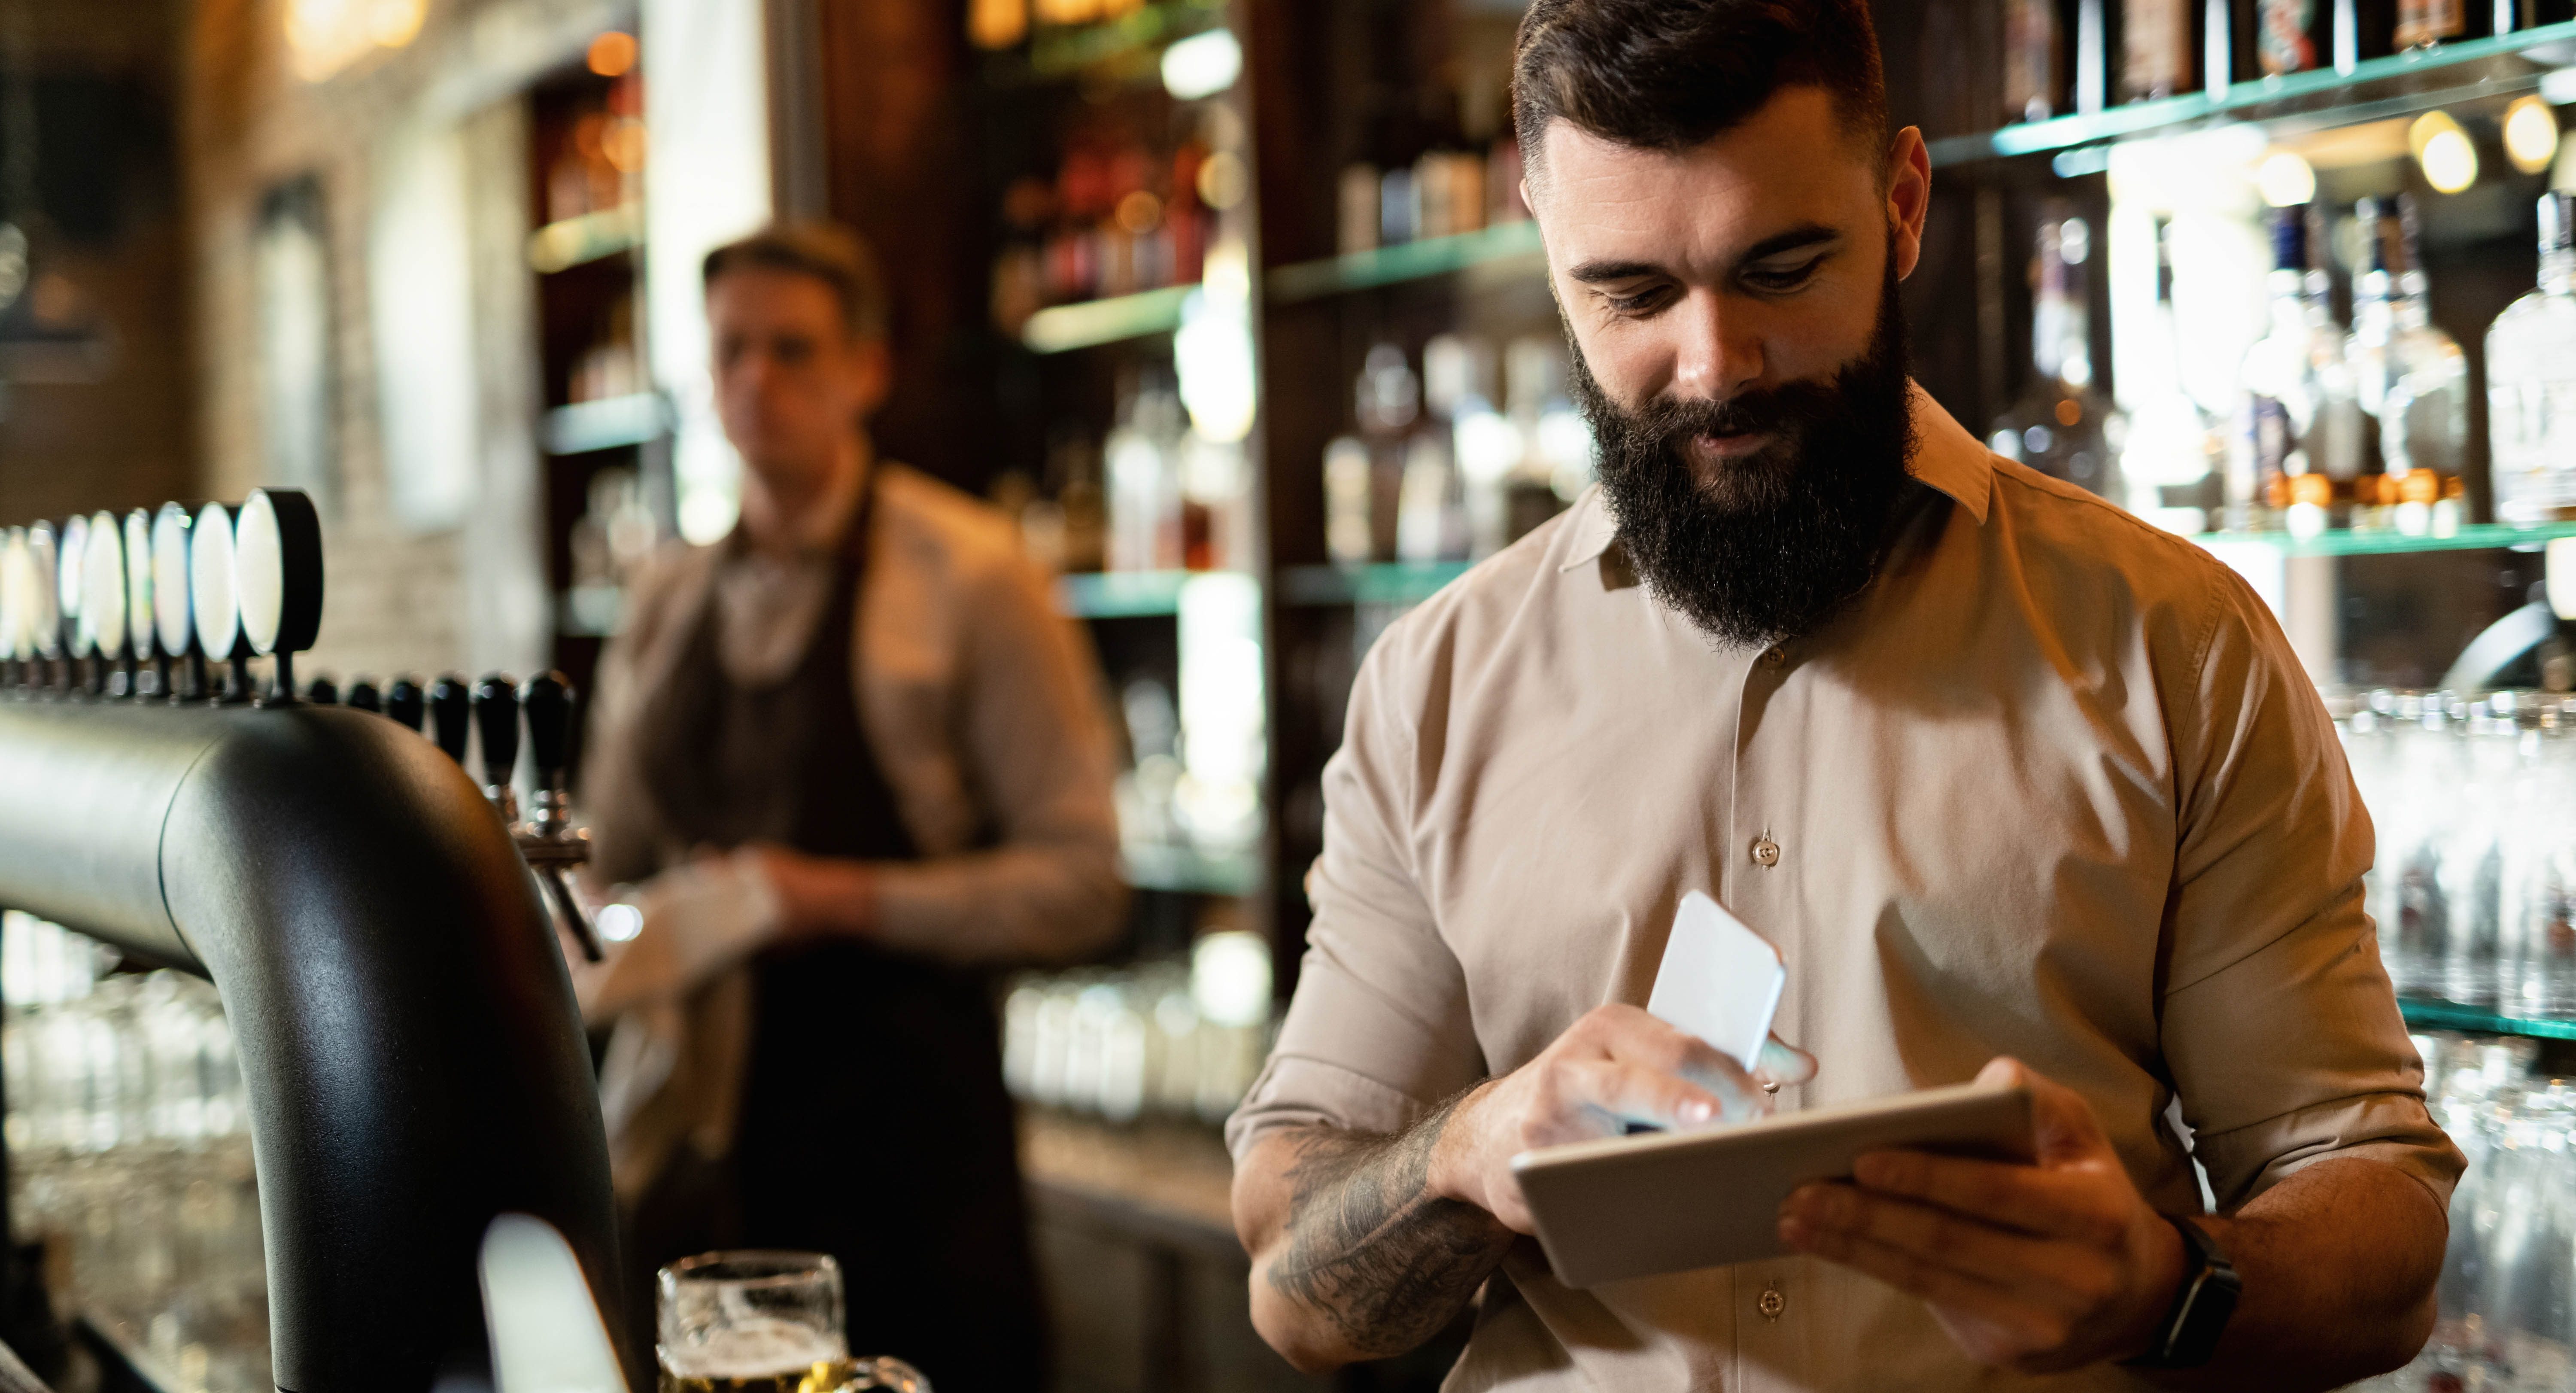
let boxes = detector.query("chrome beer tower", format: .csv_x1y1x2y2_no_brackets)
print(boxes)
0,490,626,1390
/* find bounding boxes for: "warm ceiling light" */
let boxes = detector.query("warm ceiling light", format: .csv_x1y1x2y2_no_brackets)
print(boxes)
2257,150,2317,207
586,31,637,78
969,0,1028,49
2507,96,2561,175
368,0,426,49
2413,111,2479,194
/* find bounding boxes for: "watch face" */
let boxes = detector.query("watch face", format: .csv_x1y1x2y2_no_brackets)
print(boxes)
24,521,58,660
80,510,126,661
190,502,241,663
123,509,154,660
152,503,193,658
55,512,87,658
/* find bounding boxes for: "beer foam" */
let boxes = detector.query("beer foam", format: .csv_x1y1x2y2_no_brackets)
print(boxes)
661,1319,847,1379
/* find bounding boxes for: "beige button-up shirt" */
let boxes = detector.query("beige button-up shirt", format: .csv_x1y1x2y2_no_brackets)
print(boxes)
1226,387,2462,1392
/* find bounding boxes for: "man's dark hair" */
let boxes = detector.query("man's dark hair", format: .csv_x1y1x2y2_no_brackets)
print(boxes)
702,221,889,343
1511,0,1889,184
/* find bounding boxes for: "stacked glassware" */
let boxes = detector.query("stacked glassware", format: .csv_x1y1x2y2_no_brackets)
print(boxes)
1002,931,1276,1126
2339,691,2576,1016
2364,1035,2570,1390
0,911,267,1393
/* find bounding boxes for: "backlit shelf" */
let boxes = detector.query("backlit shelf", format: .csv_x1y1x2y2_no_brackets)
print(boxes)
1055,569,1191,618
1121,842,1261,897
1021,285,1195,355
1926,24,2576,168
543,393,666,456
2184,520,2576,557
1280,562,1472,608
526,205,642,274
2401,996,2576,1040
1266,219,1546,304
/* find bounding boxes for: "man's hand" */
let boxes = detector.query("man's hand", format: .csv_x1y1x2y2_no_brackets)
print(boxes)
1777,1057,2184,1374
1434,1004,1816,1232
743,843,875,941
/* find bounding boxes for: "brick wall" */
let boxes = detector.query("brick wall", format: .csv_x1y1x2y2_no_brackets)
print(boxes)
182,0,617,686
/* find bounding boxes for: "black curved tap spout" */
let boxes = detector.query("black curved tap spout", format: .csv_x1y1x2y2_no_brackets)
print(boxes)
0,702,626,1390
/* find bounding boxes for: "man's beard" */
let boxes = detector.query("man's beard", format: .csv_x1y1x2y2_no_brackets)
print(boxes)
1569,253,1916,648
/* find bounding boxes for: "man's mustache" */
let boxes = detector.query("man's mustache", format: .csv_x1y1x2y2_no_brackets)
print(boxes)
1627,381,1844,446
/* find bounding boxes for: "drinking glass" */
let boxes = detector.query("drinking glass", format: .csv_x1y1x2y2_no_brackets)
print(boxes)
655,1250,930,1393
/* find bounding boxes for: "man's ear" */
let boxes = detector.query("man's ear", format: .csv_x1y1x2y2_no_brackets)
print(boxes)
1883,126,1932,282
854,339,893,419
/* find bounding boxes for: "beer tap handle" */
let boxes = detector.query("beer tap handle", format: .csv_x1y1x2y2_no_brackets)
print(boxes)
385,676,424,732
345,678,381,714
471,673,522,814
520,672,574,794
428,674,471,765
304,674,339,705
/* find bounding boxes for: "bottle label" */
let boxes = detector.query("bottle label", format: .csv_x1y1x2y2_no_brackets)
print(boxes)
2003,0,2059,122
2251,394,2295,507
2258,0,2317,74
2123,0,2193,97
2397,0,2465,46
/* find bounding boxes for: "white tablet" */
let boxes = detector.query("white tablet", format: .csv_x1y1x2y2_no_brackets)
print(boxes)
1509,1080,2035,1287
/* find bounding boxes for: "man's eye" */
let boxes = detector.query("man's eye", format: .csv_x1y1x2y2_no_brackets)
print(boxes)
1746,259,1824,292
1605,287,1671,315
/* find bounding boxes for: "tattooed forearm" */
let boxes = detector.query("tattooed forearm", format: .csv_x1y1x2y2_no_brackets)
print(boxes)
1263,1094,1515,1358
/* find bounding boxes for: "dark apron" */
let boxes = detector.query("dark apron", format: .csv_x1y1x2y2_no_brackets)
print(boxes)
628,479,1046,1392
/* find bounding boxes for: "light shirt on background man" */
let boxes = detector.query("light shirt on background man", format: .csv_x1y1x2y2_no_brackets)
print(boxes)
1225,384,2462,1393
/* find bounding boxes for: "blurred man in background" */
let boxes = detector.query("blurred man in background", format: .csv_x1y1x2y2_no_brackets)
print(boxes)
575,222,1126,1390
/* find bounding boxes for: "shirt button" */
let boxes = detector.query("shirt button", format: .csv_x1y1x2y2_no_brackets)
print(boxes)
1758,1282,1786,1320
1751,836,1780,867
1760,647,1786,669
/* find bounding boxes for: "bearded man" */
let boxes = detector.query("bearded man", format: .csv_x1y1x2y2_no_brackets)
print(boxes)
1224,1,2461,1389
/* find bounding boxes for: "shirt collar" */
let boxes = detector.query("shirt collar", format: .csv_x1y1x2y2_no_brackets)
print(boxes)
1558,380,1993,573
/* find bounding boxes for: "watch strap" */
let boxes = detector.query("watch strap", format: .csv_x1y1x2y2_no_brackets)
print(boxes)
2120,1214,2242,1369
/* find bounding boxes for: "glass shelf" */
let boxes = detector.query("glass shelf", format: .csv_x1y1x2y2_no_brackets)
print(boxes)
1020,285,1194,355
1925,24,2576,168
526,205,642,275
2184,520,2576,557
1267,219,1546,304
1121,842,1261,896
1055,569,1193,617
543,392,667,456
1281,562,1472,607
2401,997,2576,1040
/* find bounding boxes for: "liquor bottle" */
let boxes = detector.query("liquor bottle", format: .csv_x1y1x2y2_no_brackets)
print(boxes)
2396,0,2469,47
2486,192,2576,526
2236,207,2363,535
2002,0,2063,122
1353,342,1421,560
2123,0,2197,100
1105,374,1186,571
2117,218,2226,532
1989,213,2123,501
2346,196,2467,535
2258,0,2385,73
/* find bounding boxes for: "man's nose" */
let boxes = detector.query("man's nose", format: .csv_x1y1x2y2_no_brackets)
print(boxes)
1669,291,1763,401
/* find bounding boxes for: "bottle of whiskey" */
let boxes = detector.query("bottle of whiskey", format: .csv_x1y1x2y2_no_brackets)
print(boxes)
1990,213,2123,501
2117,217,2226,531
2002,0,2063,122
2487,192,2576,526
2347,196,2467,535
2236,207,2363,535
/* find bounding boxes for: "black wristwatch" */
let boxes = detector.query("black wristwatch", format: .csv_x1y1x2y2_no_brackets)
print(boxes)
2120,1214,2242,1369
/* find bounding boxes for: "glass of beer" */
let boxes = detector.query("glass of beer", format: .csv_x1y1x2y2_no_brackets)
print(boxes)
656,1250,930,1393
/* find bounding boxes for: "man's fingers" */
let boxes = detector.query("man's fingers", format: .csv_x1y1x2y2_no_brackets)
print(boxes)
1559,1057,1732,1130
1777,1210,2060,1349
1780,1183,2117,1308
1849,1150,2129,1247
1578,1006,1772,1119
1979,1056,2111,1164
1756,1035,1819,1088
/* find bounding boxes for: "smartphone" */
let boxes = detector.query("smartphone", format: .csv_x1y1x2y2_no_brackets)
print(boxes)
1646,891,1786,1074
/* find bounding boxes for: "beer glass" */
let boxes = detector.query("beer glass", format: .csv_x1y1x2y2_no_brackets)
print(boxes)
656,1250,930,1393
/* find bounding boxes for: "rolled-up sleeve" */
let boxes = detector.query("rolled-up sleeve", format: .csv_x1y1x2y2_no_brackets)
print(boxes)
2158,564,2464,1213
1225,621,1487,1162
